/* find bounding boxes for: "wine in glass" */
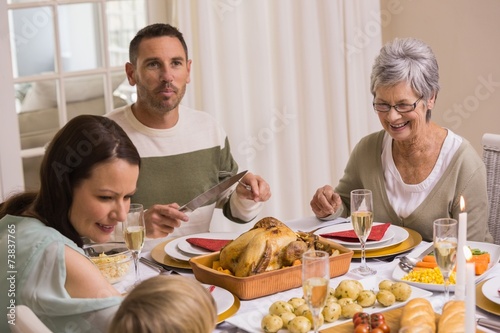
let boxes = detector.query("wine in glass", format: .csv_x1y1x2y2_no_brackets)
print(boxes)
433,218,458,303
123,203,146,287
350,189,376,276
302,250,330,333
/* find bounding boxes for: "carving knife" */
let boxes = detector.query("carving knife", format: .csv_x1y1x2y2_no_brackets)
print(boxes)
179,170,248,213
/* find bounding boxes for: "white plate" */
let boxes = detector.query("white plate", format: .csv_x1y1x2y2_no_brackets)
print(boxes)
164,237,194,261
225,275,432,332
392,241,500,292
177,232,237,256
316,223,409,251
482,276,500,305
164,233,238,261
202,284,234,315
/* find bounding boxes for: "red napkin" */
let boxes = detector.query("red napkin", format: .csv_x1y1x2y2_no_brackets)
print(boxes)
320,223,391,242
186,238,232,252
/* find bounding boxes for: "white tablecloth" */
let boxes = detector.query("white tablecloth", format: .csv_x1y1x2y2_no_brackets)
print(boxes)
115,217,500,333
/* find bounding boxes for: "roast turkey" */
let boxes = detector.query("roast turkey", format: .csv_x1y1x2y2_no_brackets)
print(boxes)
219,217,320,277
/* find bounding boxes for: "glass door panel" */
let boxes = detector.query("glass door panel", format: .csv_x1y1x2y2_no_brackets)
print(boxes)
17,79,58,114
17,79,59,151
107,0,146,104
58,3,103,72
107,0,146,67
4,0,151,192
17,78,59,190
9,6,56,78
62,74,110,118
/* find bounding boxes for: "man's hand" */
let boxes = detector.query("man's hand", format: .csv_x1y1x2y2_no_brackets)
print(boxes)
310,185,342,218
235,172,271,202
144,203,189,238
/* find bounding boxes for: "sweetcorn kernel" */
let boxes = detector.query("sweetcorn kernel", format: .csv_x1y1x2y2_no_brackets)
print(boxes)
402,267,456,285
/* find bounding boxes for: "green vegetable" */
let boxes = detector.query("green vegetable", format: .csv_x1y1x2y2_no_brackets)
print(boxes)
470,248,487,255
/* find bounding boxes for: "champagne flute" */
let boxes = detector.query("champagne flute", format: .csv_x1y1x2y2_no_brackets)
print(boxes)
302,250,330,333
433,218,458,303
350,189,376,276
123,203,146,287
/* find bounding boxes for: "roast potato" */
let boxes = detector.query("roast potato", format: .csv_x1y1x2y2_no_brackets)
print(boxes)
322,302,342,322
261,314,283,333
378,279,394,291
341,302,363,318
357,290,377,307
334,280,362,299
279,311,296,329
390,282,412,301
288,297,306,310
287,316,312,333
376,289,396,307
269,300,294,315
294,304,310,317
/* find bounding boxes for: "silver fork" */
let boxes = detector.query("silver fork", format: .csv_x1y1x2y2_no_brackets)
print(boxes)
139,257,180,275
398,243,434,272
477,317,500,331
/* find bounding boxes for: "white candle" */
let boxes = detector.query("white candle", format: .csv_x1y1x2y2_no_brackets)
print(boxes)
464,247,476,333
456,196,467,300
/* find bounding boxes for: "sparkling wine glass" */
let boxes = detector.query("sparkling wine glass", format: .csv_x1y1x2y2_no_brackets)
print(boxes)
350,189,376,276
123,203,146,287
433,218,458,303
302,250,330,333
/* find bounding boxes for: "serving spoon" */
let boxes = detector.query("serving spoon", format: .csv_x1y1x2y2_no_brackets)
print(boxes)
398,243,434,272
84,246,128,257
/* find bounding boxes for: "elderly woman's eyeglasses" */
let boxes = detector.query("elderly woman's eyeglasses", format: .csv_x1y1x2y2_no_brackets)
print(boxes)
373,96,423,113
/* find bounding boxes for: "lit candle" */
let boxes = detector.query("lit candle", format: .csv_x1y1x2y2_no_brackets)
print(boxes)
464,246,476,333
456,196,467,300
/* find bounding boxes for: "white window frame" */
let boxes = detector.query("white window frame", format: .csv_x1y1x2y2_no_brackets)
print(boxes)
0,0,172,201
0,1,23,200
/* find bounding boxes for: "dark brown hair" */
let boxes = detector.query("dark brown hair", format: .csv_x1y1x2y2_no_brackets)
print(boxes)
129,23,188,65
0,115,140,247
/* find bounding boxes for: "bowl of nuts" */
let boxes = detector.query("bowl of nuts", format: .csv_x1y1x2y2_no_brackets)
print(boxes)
84,243,133,284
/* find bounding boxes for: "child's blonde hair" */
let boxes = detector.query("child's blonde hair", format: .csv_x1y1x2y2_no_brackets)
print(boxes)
109,275,217,333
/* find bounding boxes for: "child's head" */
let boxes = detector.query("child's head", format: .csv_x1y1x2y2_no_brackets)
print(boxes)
109,275,217,333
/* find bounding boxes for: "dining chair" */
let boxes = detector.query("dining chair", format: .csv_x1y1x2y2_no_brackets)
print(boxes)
482,133,500,245
8,305,52,333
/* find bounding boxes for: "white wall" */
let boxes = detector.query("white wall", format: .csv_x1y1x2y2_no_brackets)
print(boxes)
380,0,500,154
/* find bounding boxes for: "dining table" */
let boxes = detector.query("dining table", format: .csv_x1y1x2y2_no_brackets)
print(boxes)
114,216,500,333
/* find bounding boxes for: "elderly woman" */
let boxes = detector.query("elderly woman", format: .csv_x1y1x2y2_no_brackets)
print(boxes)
0,115,141,332
310,37,493,243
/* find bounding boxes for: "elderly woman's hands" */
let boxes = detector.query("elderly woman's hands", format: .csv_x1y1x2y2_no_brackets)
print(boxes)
310,185,343,218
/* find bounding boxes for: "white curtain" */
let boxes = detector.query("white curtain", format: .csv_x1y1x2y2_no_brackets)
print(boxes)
171,0,382,232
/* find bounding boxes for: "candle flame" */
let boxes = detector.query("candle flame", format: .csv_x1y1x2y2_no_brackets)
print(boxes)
460,196,465,211
463,246,472,261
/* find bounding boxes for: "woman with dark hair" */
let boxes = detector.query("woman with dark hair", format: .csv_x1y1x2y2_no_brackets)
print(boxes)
0,115,141,332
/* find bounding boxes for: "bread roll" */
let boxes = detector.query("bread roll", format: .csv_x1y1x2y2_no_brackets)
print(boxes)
400,298,436,333
438,300,465,333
